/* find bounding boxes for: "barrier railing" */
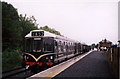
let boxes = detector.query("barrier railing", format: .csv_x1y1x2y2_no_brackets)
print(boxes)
105,47,119,79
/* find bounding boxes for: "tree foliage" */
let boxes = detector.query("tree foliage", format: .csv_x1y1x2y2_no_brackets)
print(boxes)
2,2,22,50
19,14,39,37
91,43,95,49
95,44,99,48
2,1,39,71
2,2,39,50
40,26,62,36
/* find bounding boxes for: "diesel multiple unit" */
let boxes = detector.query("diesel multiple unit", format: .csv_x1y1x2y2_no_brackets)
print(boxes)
22,30,91,72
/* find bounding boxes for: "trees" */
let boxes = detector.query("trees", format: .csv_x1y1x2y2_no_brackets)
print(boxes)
2,2,23,71
40,26,62,36
95,44,99,48
2,1,39,51
91,43,95,50
91,43,99,50
2,2,22,51
2,1,39,71
19,14,39,38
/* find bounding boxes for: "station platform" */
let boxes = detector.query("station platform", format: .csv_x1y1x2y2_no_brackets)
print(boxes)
52,51,114,79
28,51,114,79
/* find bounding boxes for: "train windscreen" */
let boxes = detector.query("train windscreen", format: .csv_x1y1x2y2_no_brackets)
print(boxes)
25,37,54,53
33,38,43,52
25,38,43,52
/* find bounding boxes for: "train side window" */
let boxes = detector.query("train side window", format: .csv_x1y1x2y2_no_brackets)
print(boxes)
55,41,58,46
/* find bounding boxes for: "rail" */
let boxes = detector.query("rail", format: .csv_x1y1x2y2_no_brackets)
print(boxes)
2,66,26,79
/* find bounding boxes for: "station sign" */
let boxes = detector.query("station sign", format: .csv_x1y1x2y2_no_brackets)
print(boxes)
32,31,44,36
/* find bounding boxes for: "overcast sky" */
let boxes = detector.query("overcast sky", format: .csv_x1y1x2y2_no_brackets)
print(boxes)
2,0,119,45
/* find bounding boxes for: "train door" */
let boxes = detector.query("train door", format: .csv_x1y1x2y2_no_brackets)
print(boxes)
74,43,77,54
54,40,58,60
43,37,54,67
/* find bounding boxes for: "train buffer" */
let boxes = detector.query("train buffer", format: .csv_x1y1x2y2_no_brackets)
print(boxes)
28,50,114,79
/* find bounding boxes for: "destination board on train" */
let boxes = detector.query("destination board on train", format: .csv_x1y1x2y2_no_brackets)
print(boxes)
31,31,44,36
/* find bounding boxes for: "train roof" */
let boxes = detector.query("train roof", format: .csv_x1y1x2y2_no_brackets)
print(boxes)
25,30,76,42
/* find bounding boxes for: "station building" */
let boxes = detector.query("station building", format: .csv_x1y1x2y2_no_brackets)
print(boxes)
99,39,112,51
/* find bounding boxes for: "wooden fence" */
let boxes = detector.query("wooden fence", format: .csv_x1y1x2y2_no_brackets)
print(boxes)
105,47,119,79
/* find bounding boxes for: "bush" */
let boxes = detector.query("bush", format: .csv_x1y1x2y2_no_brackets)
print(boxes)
2,48,23,71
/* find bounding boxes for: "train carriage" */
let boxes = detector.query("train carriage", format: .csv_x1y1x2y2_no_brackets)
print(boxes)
22,30,90,72
22,30,76,71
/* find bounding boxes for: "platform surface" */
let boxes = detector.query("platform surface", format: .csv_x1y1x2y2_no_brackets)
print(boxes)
52,51,114,79
28,51,92,79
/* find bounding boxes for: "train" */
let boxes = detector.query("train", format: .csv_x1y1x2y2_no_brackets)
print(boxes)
22,30,91,72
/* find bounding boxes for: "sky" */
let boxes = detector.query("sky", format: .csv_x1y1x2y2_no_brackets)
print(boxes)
2,0,119,45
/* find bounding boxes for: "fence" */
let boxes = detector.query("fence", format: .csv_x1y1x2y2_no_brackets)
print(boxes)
105,47,119,79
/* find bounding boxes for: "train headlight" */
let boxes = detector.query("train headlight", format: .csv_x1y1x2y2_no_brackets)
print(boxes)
27,57,29,59
50,56,53,59
46,57,48,59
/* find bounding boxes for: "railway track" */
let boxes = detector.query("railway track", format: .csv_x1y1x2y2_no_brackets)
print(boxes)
2,63,58,78
2,67,26,79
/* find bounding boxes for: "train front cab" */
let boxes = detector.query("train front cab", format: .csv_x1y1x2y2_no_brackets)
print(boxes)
22,37,56,71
